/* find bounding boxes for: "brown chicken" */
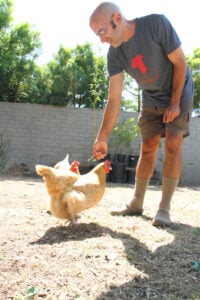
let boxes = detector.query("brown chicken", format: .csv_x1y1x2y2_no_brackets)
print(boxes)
35,155,111,225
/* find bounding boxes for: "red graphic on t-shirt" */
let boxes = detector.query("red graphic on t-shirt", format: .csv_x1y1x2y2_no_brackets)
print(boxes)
132,54,147,74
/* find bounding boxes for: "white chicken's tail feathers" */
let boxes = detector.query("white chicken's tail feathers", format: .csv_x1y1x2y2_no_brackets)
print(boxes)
54,153,70,169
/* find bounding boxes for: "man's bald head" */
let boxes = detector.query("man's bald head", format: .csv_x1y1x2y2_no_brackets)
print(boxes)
89,2,121,27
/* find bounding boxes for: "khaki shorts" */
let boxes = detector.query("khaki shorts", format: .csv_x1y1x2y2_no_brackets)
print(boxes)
138,99,193,140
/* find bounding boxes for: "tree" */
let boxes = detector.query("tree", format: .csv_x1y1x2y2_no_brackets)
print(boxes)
19,65,50,104
70,43,108,108
43,43,108,107
0,0,12,29
0,2,108,107
123,73,141,112
0,0,42,102
89,55,108,109
43,47,72,105
186,48,200,108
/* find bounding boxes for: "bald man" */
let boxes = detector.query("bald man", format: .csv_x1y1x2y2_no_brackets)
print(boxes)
90,2,194,226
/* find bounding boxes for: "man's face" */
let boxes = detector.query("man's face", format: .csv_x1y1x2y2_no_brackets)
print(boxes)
90,13,123,48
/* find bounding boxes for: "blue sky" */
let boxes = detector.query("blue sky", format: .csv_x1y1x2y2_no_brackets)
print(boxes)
13,0,199,64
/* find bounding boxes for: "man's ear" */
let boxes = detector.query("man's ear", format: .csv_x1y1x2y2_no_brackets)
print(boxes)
35,165,54,177
113,12,122,25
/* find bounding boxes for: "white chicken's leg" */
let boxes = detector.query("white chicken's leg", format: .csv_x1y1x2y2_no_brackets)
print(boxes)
65,215,81,226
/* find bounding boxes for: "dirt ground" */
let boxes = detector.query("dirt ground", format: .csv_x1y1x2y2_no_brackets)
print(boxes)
0,174,200,300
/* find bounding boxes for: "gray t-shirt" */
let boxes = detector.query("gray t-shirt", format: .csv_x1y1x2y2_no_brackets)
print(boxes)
107,14,193,107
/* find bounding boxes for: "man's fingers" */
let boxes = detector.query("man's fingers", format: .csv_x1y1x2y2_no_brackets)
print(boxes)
95,151,106,160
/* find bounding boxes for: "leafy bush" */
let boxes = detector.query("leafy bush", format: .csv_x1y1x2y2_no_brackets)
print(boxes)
0,132,9,170
110,117,139,154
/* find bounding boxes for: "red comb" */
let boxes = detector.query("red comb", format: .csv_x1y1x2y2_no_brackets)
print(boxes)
72,160,80,166
104,160,112,174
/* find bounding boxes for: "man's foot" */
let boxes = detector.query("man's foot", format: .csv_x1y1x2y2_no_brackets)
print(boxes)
111,204,143,216
152,209,171,227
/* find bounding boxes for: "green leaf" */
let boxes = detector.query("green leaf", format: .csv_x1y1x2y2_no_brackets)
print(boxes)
26,286,38,297
192,261,200,271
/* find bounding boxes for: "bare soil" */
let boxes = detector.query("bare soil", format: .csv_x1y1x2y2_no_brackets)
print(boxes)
0,174,200,300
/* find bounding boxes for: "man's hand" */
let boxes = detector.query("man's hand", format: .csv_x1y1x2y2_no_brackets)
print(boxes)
92,139,108,160
163,104,180,123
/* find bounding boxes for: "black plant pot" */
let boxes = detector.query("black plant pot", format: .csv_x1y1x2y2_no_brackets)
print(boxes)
113,154,127,163
110,162,126,183
100,153,111,162
127,155,139,167
126,169,136,184
79,164,92,174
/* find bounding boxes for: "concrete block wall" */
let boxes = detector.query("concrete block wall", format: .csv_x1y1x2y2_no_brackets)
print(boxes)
156,117,200,186
0,103,98,168
0,102,199,185
0,102,138,168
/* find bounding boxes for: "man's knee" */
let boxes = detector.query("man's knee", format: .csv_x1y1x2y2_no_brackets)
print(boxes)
165,135,183,161
141,135,160,156
165,134,183,151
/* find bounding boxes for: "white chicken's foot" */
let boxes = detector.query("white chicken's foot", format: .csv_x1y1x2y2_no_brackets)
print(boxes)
65,215,81,226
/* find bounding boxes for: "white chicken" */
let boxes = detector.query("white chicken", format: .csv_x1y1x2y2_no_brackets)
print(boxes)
35,155,111,225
